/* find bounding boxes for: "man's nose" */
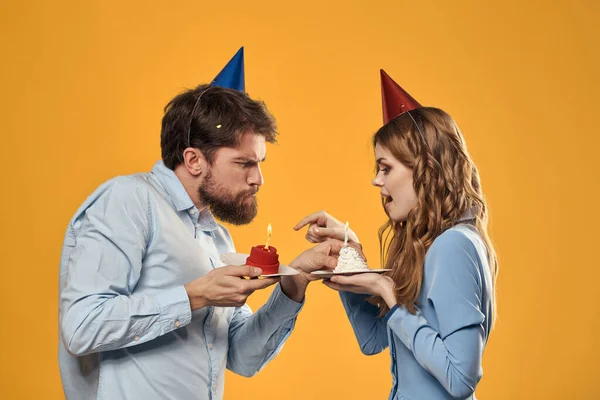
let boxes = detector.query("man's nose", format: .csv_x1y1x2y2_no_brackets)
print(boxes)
248,164,264,186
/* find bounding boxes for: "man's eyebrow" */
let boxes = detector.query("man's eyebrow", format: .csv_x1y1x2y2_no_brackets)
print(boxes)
232,156,266,162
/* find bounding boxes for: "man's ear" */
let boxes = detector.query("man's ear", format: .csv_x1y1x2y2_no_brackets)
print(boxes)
182,148,207,176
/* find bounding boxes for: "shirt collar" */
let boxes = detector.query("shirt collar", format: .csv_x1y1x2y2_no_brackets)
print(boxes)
457,207,477,222
151,161,218,232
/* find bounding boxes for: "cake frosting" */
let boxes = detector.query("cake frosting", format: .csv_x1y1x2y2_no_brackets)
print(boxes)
334,245,368,272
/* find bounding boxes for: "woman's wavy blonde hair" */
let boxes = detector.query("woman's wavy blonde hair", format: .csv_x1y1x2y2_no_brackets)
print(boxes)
372,107,498,324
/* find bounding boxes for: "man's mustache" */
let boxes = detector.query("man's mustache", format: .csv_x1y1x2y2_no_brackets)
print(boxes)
246,187,259,196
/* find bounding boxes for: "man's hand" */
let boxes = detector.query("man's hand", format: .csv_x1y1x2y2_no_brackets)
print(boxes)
184,265,280,311
280,239,342,302
293,210,360,244
290,239,343,279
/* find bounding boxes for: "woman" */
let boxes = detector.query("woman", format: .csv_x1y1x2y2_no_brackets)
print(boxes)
295,78,498,400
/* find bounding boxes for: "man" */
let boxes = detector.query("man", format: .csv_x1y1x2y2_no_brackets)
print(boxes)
58,48,340,400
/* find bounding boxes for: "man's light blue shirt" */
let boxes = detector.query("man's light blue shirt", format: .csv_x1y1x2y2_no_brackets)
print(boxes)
58,161,303,400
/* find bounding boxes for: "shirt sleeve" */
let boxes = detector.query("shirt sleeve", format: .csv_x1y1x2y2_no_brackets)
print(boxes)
339,292,390,355
386,230,488,399
226,283,303,377
59,177,192,356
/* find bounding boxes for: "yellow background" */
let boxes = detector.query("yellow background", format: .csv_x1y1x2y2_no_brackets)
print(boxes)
1,0,599,399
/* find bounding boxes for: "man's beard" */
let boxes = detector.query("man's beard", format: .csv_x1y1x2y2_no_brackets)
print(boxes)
198,171,258,225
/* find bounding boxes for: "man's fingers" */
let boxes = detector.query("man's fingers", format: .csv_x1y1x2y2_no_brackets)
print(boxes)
244,277,280,291
323,238,345,255
311,253,338,270
222,265,262,277
313,241,332,254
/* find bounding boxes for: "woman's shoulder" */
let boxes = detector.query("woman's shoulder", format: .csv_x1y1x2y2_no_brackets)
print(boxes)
422,224,492,338
430,224,482,254
425,224,488,280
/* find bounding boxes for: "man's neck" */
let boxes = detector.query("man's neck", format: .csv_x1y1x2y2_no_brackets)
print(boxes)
173,165,206,211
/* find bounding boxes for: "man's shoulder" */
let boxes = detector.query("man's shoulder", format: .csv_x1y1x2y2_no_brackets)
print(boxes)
90,173,154,204
69,172,155,223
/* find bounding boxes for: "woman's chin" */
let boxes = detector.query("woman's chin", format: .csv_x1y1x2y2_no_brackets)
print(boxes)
387,210,407,224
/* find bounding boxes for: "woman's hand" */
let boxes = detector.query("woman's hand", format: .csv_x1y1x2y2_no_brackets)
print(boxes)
294,210,360,244
323,273,396,308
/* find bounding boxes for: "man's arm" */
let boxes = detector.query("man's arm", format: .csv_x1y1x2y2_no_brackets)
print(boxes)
59,178,192,356
226,283,303,377
225,241,340,377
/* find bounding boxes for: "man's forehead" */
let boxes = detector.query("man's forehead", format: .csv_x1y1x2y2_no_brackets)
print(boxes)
227,147,266,161
218,132,266,161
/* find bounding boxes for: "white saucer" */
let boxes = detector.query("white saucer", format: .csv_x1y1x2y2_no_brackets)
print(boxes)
311,269,392,279
219,253,299,277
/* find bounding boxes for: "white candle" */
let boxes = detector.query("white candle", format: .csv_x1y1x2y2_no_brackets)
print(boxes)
344,221,349,246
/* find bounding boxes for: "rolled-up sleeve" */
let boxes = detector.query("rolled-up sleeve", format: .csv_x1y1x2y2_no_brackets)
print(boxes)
226,283,303,377
59,177,192,356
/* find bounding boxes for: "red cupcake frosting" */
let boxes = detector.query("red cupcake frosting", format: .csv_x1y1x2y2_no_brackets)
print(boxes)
245,245,280,275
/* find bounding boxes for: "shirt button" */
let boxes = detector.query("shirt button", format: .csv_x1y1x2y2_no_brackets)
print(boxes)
134,336,140,342
175,320,181,327
190,209,197,215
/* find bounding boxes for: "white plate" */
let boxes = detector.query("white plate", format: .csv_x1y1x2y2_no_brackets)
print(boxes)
219,253,299,277
310,269,392,279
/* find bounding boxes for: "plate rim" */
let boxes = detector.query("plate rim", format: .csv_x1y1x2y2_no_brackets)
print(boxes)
311,268,392,276
219,252,298,277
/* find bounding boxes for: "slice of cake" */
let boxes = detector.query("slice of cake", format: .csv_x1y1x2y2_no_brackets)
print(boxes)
334,245,368,273
245,245,280,275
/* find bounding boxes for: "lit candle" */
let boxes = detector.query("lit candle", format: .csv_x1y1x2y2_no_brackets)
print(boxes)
344,221,349,246
265,223,272,250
